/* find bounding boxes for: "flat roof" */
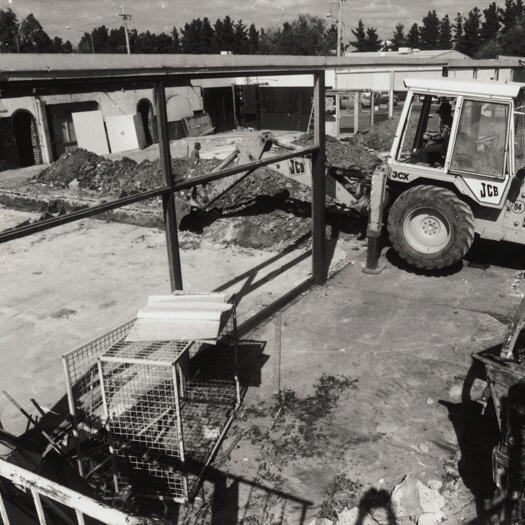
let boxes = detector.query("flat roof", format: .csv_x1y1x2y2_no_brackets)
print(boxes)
0,52,454,80
448,58,525,68
405,77,524,98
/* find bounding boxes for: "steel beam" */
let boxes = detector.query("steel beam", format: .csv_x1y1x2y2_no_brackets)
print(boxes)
0,186,170,244
154,80,183,291
312,71,326,285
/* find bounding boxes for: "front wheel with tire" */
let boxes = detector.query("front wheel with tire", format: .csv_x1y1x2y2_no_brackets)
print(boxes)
387,185,475,270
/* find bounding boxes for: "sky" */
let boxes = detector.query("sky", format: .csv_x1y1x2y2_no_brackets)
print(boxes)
0,0,509,44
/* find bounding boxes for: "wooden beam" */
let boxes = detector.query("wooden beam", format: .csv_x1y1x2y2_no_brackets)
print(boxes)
312,71,326,285
154,80,183,291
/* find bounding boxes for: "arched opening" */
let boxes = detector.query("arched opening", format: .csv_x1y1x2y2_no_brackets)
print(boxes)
12,110,41,167
137,98,155,146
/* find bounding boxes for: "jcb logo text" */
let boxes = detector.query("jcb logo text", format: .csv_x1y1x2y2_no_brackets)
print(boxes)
480,183,498,198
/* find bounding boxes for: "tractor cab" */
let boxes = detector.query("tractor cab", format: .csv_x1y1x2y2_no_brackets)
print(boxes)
379,78,525,271
389,78,521,199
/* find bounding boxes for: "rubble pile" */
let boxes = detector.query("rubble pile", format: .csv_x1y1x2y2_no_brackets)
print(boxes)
293,133,381,174
210,166,312,211
351,118,400,152
33,149,316,250
35,149,220,196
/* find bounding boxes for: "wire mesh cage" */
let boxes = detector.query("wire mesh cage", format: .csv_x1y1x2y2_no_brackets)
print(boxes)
63,293,241,504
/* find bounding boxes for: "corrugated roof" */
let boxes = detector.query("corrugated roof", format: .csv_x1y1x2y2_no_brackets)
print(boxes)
405,77,524,97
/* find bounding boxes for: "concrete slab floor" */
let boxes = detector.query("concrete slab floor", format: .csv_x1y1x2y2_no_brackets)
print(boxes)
213,240,525,524
0,207,357,437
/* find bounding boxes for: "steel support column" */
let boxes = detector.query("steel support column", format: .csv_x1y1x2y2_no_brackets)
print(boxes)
154,81,183,291
312,71,326,284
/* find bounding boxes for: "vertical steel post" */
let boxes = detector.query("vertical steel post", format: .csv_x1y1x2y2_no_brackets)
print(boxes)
273,313,282,400
389,70,395,119
154,81,183,291
312,71,326,285
370,91,375,127
354,92,360,135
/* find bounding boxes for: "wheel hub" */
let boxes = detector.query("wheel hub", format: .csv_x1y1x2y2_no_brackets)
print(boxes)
403,207,451,254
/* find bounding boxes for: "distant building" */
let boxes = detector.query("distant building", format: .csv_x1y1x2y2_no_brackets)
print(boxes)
346,48,470,61
0,62,203,171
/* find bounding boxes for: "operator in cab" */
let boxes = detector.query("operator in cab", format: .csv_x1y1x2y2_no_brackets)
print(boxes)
412,101,453,166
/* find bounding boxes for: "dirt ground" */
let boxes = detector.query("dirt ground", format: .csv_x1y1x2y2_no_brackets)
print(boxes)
1,129,524,524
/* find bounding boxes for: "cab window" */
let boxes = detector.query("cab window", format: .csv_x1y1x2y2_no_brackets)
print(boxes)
450,100,509,179
515,89,525,169
397,95,457,168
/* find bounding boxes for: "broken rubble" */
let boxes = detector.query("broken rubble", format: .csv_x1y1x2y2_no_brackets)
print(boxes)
390,475,445,524
336,507,377,525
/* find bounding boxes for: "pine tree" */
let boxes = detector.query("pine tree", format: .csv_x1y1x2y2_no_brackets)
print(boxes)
215,15,235,52
181,19,203,53
19,13,53,52
439,15,452,49
0,8,19,53
406,23,420,49
364,27,381,51
419,10,440,50
247,23,259,54
201,17,214,53
481,2,500,41
457,7,482,56
499,0,516,33
233,19,248,54
391,23,406,50
350,19,367,51
453,12,463,48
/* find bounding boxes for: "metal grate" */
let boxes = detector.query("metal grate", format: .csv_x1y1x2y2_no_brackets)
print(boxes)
102,339,191,365
63,321,134,420
63,298,241,504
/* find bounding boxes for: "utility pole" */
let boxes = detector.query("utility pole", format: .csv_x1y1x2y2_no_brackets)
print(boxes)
334,0,346,138
119,2,132,54
336,0,345,57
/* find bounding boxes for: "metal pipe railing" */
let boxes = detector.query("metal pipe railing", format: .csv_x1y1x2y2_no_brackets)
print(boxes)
0,458,169,524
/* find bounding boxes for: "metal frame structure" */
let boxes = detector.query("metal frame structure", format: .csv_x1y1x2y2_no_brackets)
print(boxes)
0,55,327,287
63,293,242,504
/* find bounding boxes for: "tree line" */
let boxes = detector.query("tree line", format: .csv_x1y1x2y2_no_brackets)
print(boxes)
352,0,525,58
1,1,525,58
0,8,335,55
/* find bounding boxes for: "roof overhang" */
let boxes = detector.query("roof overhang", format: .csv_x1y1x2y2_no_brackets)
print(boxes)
404,77,524,98
0,53,453,98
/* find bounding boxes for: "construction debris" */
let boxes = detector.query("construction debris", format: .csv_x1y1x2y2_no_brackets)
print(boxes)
293,133,382,175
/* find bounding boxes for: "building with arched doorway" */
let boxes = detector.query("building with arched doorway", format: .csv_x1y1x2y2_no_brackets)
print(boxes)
0,83,203,172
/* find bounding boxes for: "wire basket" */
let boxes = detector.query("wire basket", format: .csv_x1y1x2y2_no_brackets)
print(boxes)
63,294,241,503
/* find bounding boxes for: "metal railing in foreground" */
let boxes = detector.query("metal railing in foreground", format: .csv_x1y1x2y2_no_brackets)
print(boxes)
0,458,167,525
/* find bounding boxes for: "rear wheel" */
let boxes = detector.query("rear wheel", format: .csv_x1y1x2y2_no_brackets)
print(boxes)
387,185,475,270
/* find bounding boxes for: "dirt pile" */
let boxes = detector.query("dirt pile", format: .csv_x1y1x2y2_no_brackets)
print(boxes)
293,133,381,174
352,117,400,151
209,166,311,211
35,149,220,196
33,149,317,250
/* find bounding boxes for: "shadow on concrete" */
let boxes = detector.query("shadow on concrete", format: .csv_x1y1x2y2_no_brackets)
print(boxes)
384,246,463,276
200,463,312,525
438,358,500,524
355,488,398,525
466,239,525,271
